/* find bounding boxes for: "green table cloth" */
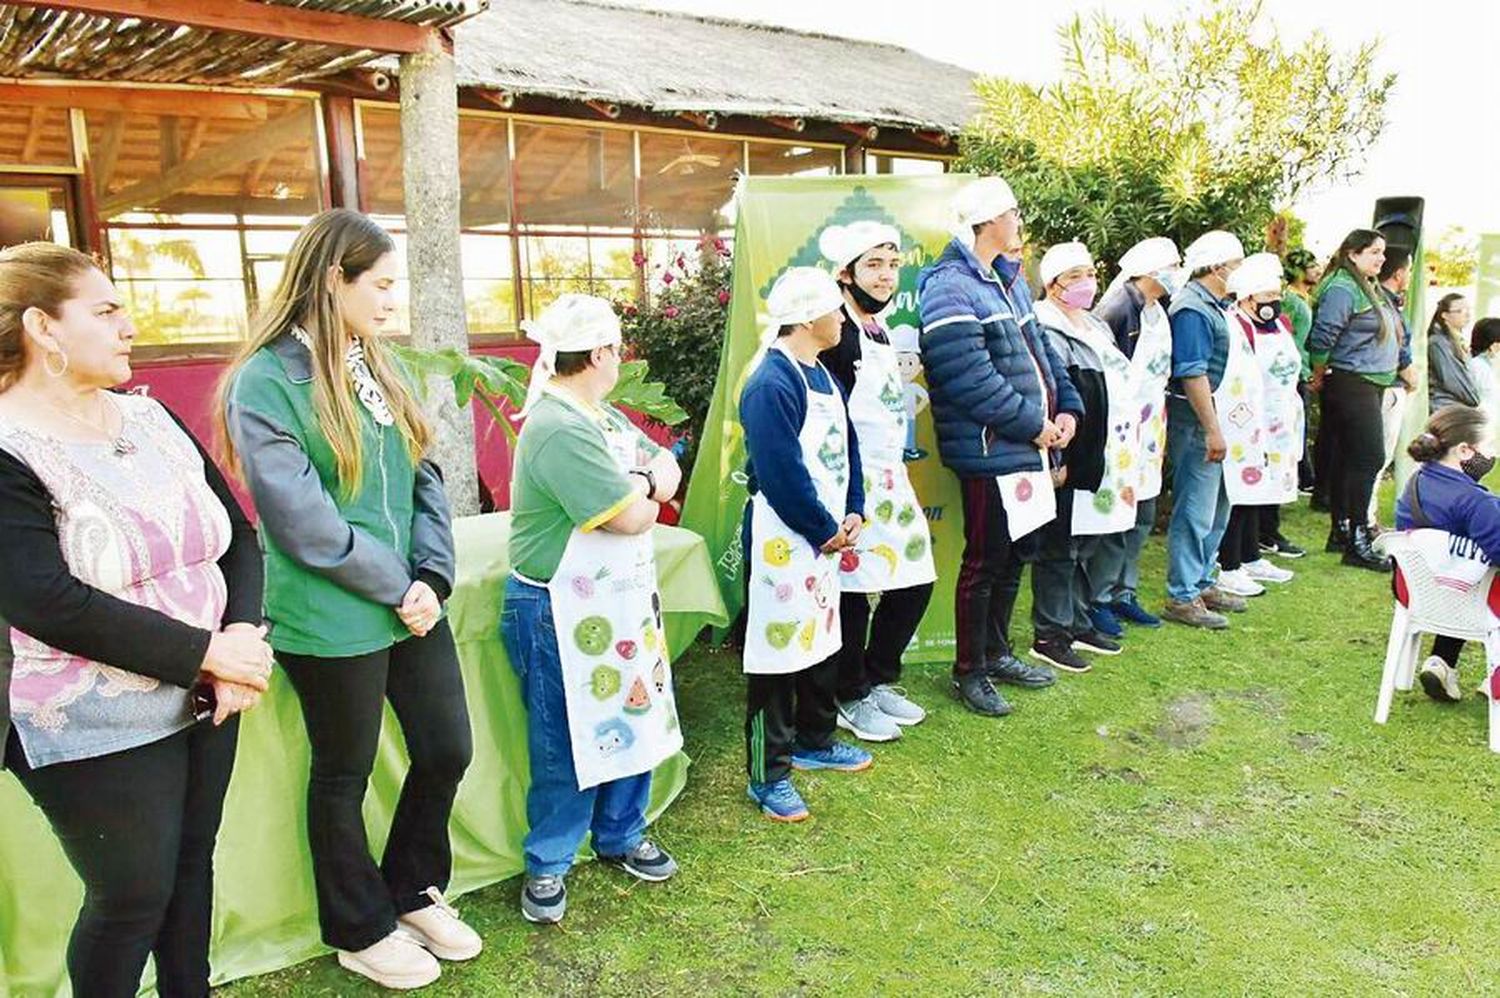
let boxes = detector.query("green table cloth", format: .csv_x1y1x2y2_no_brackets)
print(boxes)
0,513,727,996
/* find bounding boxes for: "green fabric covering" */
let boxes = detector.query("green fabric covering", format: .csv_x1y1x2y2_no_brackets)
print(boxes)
0,512,727,996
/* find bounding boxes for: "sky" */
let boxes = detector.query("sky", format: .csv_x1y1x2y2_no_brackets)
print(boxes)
618,0,1498,257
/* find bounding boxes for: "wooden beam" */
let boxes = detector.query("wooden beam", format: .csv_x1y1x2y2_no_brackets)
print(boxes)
91,111,126,195
100,105,313,216
19,105,45,162
26,0,440,54
184,117,209,160
321,95,359,209
0,84,270,121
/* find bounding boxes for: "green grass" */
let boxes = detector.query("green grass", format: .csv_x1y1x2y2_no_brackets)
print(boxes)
226,496,1500,996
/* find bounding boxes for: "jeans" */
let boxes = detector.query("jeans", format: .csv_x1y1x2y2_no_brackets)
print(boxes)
1087,496,1157,605
1165,397,1231,603
6,718,238,998
500,577,650,877
279,620,473,951
954,476,1032,674
833,583,934,702
1031,490,1101,641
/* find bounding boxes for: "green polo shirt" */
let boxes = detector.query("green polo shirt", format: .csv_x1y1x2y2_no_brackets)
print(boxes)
510,386,662,582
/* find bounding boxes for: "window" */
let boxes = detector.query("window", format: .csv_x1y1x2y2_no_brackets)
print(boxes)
521,233,637,315
747,142,842,178
866,152,948,176
0,103,76,169
513,122,633,231
639,132,742,232
358,106,511,229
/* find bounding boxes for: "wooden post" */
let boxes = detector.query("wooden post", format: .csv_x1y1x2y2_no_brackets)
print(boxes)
399,34,478,516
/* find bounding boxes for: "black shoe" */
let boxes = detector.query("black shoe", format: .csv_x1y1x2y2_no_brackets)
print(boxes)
1309,494,1330,512
985,654,1056,688
951,671,1013,716
1030,638,1092,673
1072,630,1123,656
1325,518,1350,553
1341,524,1392,572
1260,533,1306,559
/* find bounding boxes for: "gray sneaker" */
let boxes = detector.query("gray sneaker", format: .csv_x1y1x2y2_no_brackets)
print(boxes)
951,671,1013,717
1201,586,1248,614
986,654,1057,688
837,694,902,741
1162,598,1228,630
521,874,566,924
598,839,679,882
868,684,926,725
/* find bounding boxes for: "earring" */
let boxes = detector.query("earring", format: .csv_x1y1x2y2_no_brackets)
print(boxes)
43,350,68,378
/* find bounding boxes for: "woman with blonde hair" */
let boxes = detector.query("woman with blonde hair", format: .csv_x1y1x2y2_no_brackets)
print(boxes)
217,209,476,989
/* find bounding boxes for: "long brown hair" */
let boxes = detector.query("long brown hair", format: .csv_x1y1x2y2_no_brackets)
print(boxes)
0,243,102,393
1324,228,1391,343
214,209,430,495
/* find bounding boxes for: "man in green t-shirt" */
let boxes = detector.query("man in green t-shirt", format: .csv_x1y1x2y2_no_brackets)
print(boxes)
1284,248,1323,496
500,294,683,926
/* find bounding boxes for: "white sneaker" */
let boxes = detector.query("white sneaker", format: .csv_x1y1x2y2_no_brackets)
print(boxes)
1215,568,1265,597
1418,656,1463,703
398,887,483,961
337,929,441,990
1243,558,1294,583
869,684,926,725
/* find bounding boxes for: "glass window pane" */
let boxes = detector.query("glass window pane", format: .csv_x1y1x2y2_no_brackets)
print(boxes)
119,279,247,347
591,237,638,283
513,122,633,230
747,143,842,178
0,185,71,245
85,97,322,221
867,153,947,176
639,132,741,232
465,280,517,334
108,228,244,281
359,106,514,227
460,232,512,280
0,103,75,168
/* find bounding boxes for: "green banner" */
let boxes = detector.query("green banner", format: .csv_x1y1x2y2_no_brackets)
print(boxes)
681,174,975,664
1477,233,1500,317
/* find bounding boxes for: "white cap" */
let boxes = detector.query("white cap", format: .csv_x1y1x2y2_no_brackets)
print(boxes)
819,221,901,269
1227,252,1284,299
1116,236,1181,279
952,176,1019,233
1182,230,1246,273
515,293,622,419
888,323,920,353
1039,241,1094,287
766,267,844,327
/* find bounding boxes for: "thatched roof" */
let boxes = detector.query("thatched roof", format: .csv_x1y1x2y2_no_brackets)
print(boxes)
435,0,979,134
0,1,486,86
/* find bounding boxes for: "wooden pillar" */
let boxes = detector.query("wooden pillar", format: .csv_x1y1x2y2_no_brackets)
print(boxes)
399,34,478,516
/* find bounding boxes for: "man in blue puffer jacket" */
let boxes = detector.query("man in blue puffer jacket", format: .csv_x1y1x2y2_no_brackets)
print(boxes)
918,176,1083,717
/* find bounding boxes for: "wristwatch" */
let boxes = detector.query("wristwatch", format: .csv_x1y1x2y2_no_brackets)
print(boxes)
631,468,657,500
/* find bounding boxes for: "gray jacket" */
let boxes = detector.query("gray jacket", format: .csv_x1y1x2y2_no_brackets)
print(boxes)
1428,331,1483,412
1310,282,1411,376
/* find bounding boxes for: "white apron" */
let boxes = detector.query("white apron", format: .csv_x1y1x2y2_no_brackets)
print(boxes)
1215,308,1272,506
1233,311,1303,505
544,396,682,791
1041,305,1139,536
743,347,847,675
996,321,1058,540
1129,301,1173,502
842,310,937,593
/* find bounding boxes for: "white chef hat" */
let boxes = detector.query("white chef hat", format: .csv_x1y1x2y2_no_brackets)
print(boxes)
1182,230,1246,273
514,293,622,419
887,323,920,353
1039,241,1094,287
765,267,844,327
951,176,1018,245
819,220,901,270
1227,252,1285,299
1116,236,1181,279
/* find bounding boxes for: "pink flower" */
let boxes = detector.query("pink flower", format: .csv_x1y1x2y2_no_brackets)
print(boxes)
717,290,731,305
622,304,638,317
675,254,687,270
664,305,680,318
661,271,675,285
713,237,726,252
631,251,647,268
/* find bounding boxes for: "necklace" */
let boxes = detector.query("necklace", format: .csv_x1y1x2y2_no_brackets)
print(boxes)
25,387,137,457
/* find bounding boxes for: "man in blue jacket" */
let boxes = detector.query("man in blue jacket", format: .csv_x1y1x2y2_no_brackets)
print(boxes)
918,176,1083,717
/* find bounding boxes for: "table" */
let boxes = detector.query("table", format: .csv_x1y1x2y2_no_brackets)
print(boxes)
0,514,728,996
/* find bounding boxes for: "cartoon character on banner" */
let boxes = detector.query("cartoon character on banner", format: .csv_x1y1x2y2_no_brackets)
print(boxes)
889,323,929,462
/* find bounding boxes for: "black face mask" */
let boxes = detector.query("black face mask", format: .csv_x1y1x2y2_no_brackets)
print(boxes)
843,278,891,316
1462,452,1496,482
1255,299,1283,324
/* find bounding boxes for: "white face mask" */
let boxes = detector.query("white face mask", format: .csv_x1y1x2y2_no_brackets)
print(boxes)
1154,267,1185,299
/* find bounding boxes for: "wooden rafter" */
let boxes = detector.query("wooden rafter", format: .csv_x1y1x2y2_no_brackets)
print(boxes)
90,111,125,194
19,105,46,162
0,83,270,121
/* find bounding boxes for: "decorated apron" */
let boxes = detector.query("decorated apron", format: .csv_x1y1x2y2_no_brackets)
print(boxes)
843,311,937,593
996,316,1057,540
545,398,682,791
1129,301,1174,502
1044,307,1139,536
1214,308,1272,506
1233,311,1303,505
744,346,847,675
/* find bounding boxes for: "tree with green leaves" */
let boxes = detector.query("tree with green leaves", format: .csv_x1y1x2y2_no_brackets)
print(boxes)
957,0,1395,275
1425,225,1478,288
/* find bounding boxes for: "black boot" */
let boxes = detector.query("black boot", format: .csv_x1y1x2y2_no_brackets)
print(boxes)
1325,518,1350,553
1342,523,1392,572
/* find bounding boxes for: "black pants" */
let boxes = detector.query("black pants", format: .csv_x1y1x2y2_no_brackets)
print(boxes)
1296,381,1315,490
1258,504,1283,545
954,476,1032,674
1322,369,1386,529
6,718,238,998
1031,489,1101,642
745,654,838,785
1220,506,1261,571
1431,635,1465,667
834,583,934,702
279,620,473,952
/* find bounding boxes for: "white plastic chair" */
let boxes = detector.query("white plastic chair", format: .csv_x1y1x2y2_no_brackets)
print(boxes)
1373,529,1500,752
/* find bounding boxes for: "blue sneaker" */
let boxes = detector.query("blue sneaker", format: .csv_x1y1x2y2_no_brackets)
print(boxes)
747,778,810,822
1111,595,1163,628
1086,603,1124,638
791,741,873,773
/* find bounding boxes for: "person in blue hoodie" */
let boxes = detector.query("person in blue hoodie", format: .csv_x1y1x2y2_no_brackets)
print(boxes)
1395,403,1500,702
917,176,1082,717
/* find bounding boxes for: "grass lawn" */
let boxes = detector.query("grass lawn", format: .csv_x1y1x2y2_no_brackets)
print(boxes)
226,496,1500,996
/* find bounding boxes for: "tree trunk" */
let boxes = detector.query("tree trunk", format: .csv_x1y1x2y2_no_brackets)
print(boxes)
400,36,478,516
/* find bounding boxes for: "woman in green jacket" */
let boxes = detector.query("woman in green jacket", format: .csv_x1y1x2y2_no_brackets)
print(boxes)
216,209,477,990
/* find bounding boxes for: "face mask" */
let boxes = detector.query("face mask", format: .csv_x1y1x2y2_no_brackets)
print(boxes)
1461,452,1496,482
1254,299,1283,324
1153,268,1183,299
844,278,892,316
1059,277,1098,310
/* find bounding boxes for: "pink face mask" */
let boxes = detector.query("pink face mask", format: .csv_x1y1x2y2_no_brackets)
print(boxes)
1059,277,1098,311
